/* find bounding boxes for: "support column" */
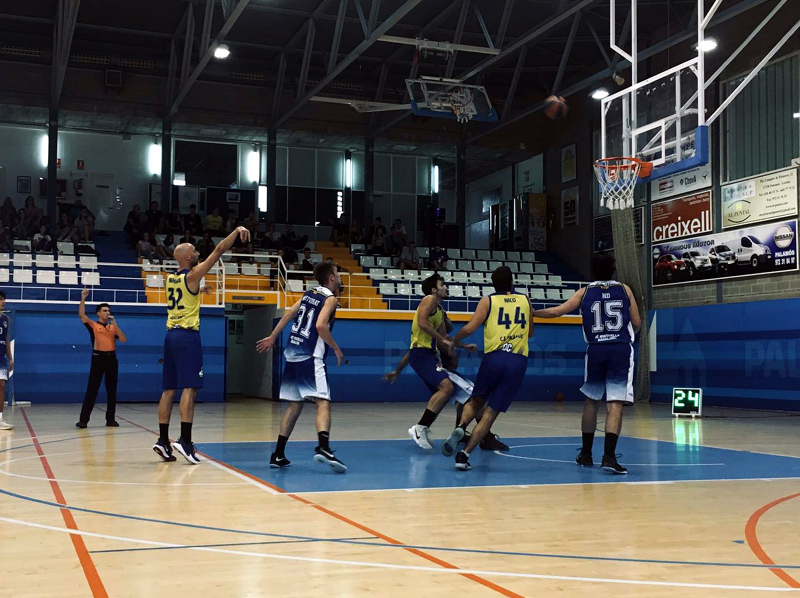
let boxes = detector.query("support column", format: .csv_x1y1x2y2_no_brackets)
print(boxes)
266,127,277,223
160,119,172,211
364,136,375,225
455,142,466,248
46,108,59,223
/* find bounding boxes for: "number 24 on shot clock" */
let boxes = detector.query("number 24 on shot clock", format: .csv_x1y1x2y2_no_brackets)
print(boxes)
672,387,702,417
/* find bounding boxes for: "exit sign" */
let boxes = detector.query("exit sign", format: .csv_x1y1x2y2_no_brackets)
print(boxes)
672,387,702,417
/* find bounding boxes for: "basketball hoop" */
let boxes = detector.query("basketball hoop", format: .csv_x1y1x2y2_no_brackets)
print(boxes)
593,157,653,210
448,88,476,123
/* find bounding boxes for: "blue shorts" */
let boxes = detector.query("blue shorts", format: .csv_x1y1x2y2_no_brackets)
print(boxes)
281,358,330,401
162,328,203,390
581,343,634,404
409,348,448,393
472,351,527,413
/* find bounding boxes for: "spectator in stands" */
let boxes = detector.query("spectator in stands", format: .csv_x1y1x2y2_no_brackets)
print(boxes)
280,223,308,250
0,217,11,251
371,225,387,255
198,233,215,260
74,207,95,242
350,219,363,244
398,241,421,274
13,209,28,240
428,245,448,270
324,256,349,273
166,207,183,235
137,232,159,263
147,201,165,233
179,229,196,246
32,225,54,253
260,222,278,250
244,211,259,236
124,204,141,246
282,245,299,266
236,242,255,264
156,233,175,260
24,197,43,237
1,197,16,228
368,216,386,240
300,247,316,271
184,204,203,235
225,209,239,234
57,213,76,242
205,207,223,235
390,218,407,254
330,215,350,247
68,199,93,224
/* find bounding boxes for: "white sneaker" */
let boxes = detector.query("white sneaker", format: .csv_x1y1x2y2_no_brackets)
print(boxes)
408,424,433,450
0,420,13,430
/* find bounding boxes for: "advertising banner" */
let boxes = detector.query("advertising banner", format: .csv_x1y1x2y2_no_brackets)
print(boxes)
651,191,713,242
561,186,578,228
650,163,712,200
652,219,798,286
721,167,798,229
593,207,644,252
525,193,547,251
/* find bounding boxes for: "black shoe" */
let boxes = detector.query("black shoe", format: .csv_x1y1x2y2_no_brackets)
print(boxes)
601,455,627,474
152,438,177,462
455,450,472,471
75,421,87,429
458,432,471,445
313,446,347,473
479,433,509,452
269,453,291,468
106,421,119,427
576,451,594,467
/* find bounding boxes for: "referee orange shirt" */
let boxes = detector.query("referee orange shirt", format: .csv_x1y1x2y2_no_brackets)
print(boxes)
85,320,119,352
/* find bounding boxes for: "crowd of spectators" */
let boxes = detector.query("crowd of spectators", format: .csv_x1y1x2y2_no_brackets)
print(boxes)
0,195,95,254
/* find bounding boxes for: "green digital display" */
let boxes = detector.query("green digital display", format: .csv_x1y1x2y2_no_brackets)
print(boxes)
672,387,702,416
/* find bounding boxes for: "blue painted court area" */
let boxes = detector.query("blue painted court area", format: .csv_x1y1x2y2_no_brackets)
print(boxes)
200,436,800,493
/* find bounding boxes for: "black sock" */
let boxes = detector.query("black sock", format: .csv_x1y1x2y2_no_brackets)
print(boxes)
159,423,169,443
275,435,288,457
180,421,192,444
582,432,595,454
418,409,437,428
456,404,463,427
604,433,619,458
318,431,330,451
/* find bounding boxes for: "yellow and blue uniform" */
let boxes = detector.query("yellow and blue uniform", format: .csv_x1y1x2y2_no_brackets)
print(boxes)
408,304,449,392
472,292,531,412
162,269,204,390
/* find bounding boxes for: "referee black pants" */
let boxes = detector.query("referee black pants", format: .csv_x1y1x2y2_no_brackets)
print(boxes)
79,351,118,424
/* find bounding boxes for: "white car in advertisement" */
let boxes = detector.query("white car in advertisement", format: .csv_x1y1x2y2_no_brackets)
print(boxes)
708,244,736,273
680,251,713,277
736,234,772,268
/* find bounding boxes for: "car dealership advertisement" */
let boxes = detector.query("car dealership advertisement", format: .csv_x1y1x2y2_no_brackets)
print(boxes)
651,191,713,242
721,167,798,229
652,219,798,286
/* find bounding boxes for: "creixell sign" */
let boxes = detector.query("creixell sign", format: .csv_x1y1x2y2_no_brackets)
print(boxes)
651,191,713,243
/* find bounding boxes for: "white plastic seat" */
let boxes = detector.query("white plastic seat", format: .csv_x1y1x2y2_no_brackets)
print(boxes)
379,282,395,295
519,262,534,274
404,271,420,281
60,271,79,286
491,251,506,260
360,256,376,268
13,269,32,284
12,240,31,252
386,268,402,280
449,285,464,297
535,263,548,274
82,271,101,286
254,252,271,263
36,254,55,268
286,280,304,293
0,269,8,283
468,272,485,283
376,256,392,268
417,247,429,258
146,274,164,288
57,241,74,255
241,263,259,276
13,254,32,268
505,262,519,272
351,243,366,251
461,249,476,259
142,259,160,273
532,274,547,285
473,260,488,271
549,275,563,286
260,263,273,276
481,285,494,296
546,288,562,301
413,284,424,296
79,255,98,269
476,249,491,260
305,279,317,291
439,271,452,282
368,268,385,279
521,251,535,262
506,251,521,261
529,288,546,300
445,260,457,271
457,260,472,271
448,248,461,259
223,262,238,275
488,261,503,271
466,285,481,298
453,271,468,283
0,253,8,267
420,270,434,279
58,255,77,269
517,274,532,284
36,270,56,285
396,283,412,296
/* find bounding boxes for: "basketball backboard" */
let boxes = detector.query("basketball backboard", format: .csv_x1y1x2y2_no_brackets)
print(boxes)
407,77,498,123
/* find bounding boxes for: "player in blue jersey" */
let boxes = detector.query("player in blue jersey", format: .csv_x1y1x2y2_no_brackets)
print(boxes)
0,291,13,430
533,253,641,474
256,261,346,473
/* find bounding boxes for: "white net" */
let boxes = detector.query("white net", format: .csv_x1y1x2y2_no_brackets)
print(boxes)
448,88,476,124
594,157,644,210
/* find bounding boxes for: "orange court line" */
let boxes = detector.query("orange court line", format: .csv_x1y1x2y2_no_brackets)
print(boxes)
20,408,110,598
114,413,527,598
744,491,800,588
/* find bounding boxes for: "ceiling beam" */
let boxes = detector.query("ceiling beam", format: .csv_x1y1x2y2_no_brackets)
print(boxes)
169,0,252,116
367,0,382,35
298,20,316,99
353,0,369,36
328,0,348,73
551,11,581,94
51,0,82,110
445,0,471,79
502,45,527,121
495,0,515,47
275,0,424,127
180,4,196,86
200,0,214,55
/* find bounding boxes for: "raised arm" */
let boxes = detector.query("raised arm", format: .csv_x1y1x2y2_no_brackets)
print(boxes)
624,284,642,333
256,299,302,353
533,287,586,319
316,296,344,366
416,296,451,351
453,297,490,343
78,287,90,324
186,226,250,288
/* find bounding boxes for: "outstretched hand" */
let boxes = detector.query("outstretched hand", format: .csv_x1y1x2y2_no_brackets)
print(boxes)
256,335,276,353
236,226,251,244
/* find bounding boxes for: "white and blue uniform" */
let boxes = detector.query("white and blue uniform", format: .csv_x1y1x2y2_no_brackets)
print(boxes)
579,281,635,404
280,286,336,402
0,314,9,381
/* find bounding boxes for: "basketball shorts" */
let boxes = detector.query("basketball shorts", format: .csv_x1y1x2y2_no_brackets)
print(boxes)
472,351,527,413
446,369,474,405
162,328,204,390
0,357,8,381
581,343,634,404
281,357,330,402
409,348,449,393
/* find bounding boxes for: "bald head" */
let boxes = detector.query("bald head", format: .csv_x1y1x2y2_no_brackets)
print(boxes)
174,243,199,268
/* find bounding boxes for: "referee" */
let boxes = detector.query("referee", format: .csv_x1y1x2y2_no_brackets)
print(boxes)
77,288,127,428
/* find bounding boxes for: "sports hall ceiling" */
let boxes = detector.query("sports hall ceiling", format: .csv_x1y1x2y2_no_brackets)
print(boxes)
0,0,793,178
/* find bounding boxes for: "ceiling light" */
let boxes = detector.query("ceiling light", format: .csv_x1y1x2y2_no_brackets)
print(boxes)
697,38,718,52
591,88,610,100
214,44,231,59
794,112,800,119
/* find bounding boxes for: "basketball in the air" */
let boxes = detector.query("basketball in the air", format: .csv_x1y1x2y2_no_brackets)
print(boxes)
544,95,568,120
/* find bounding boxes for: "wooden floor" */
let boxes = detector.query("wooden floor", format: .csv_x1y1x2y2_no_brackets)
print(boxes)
1,399,799,597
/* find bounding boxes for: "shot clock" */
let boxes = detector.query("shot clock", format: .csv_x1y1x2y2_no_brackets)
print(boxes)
672,387,702,417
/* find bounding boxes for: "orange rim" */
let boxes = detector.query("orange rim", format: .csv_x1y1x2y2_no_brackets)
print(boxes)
595,156,653,178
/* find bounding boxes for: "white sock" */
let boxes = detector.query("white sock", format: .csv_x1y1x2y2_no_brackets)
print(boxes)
462,450,470,457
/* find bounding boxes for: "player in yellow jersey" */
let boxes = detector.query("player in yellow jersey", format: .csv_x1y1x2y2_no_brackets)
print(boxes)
152,225,250,464
442,267,533,470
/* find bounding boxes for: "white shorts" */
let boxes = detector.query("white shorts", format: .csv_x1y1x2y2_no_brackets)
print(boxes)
0,361,8,381
280,358,331,402
447,370,474,405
